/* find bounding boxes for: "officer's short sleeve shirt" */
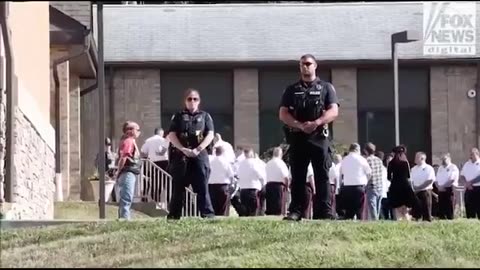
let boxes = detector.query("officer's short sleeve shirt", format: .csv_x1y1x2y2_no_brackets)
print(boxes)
168,112,182,134
324,83,340,109
280,85,294,108
204,112,214,133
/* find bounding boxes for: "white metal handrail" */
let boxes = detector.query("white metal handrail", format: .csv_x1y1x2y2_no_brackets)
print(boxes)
137,159,198,217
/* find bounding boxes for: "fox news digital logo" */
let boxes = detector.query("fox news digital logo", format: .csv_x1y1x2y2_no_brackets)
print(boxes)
423,2,476,56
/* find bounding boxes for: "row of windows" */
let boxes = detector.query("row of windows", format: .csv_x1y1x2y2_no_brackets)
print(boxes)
159,68,431,160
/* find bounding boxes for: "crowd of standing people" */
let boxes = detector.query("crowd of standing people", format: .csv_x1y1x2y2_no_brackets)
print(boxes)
103,53,480,222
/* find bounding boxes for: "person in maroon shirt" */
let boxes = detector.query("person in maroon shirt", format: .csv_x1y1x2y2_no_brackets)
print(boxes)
116,121,141,219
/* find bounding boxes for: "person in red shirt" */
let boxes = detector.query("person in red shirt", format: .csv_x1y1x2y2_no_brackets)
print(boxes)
116,121,141,219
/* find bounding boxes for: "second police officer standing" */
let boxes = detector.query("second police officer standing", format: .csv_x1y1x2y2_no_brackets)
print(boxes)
166,88,216,220
279,54,340,221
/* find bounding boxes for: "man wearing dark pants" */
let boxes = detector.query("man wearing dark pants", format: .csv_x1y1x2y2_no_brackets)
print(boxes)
339,143,371,220
411,152,436,222
236,147,266,216
435,153,459,220
265,147,290,215
208,146,235,216
460,148,480,219
279,54,339,221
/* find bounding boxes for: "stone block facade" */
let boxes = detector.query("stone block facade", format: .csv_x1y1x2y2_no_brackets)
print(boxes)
6,109,55,219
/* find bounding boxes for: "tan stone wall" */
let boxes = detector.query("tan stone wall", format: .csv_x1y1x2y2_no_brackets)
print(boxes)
1,2,55,219
234,69,259,152
331,68,358,145
430,65,477,166
7,109,55,219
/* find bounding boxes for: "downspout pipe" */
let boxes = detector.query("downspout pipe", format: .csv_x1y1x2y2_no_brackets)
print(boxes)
476,61,480,148
0,2,15,203
52,30,91,201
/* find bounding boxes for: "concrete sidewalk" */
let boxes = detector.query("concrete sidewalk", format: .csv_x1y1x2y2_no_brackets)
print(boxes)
0,219,114,230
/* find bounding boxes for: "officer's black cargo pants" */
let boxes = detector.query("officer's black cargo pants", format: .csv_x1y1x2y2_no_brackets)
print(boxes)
288,138,333,219
167,152,215,219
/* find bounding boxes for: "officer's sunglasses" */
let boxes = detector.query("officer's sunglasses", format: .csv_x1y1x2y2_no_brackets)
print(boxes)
187,97,200,102
301,62,314,67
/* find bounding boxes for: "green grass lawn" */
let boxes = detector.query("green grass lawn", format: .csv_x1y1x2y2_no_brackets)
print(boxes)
1,218,480,268
53,202,150,220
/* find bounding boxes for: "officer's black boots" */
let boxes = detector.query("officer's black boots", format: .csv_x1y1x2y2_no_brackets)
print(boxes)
283,212,302,221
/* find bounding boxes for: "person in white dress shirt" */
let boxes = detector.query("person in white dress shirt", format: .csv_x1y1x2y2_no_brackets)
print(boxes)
140,127,170,202
208,146,235,216
378,152,394,220
255,153,268,215
265,147,290,215
435,153,459,220
339,143,372,220
460,148,480,219
232,146,245,177
410,152,436,222
236,147,267,216
328,154,342,218
303,163,316,219
213,133,236,164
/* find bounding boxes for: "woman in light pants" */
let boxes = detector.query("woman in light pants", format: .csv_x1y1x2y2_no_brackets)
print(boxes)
116,121,141,220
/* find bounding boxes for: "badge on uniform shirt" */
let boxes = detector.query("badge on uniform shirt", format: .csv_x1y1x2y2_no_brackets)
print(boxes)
196,116,203,122
315,84,323,90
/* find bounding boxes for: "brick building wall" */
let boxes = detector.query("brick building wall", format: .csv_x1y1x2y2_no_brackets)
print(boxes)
234,69,259,152
80,69,161,200
430,65,477,166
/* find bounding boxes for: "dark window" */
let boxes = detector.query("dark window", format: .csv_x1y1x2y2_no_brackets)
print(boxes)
258,67,331,153
357,67,431,163
160,70,234,144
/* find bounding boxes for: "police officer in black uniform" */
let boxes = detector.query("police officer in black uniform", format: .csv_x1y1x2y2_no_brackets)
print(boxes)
166,88,216,219
279,54,340,221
